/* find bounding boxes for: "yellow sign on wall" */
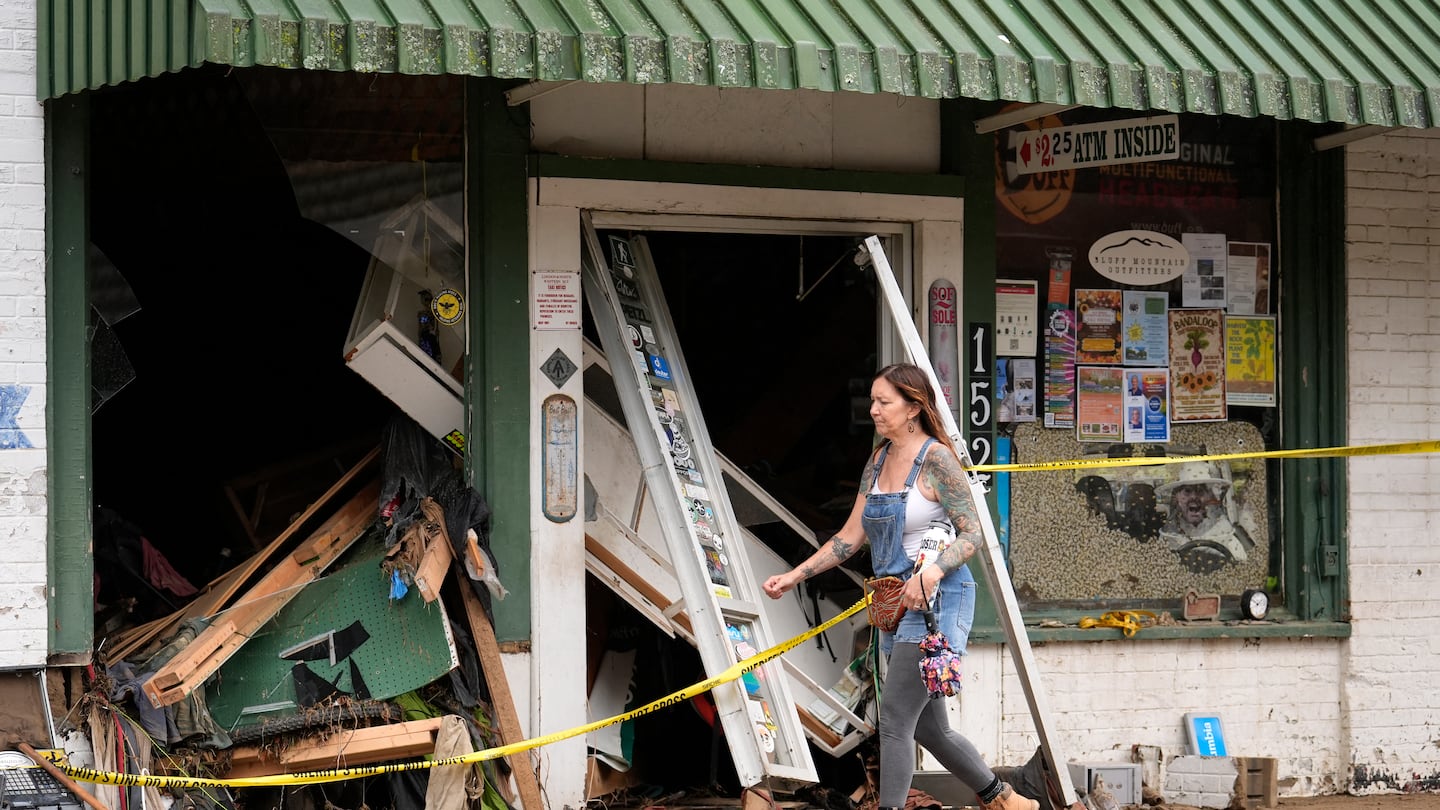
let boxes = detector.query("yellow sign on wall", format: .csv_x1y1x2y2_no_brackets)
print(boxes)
1225,315,1276,407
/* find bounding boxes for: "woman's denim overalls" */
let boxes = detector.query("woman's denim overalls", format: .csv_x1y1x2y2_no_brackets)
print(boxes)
862,438,977,657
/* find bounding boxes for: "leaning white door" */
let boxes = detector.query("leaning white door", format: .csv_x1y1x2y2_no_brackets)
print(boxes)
579,215,819,787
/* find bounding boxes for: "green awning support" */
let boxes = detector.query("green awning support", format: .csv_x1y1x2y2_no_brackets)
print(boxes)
36,1,1440,127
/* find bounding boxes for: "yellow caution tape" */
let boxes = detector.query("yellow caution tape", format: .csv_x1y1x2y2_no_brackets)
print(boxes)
59,596,872,790
967,439,1440,474
1078,610,1158,638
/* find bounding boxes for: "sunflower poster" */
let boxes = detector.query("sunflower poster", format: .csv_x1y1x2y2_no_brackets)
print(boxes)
1168,309,1227,422
1225,315,1277,406
1122,290,1168,365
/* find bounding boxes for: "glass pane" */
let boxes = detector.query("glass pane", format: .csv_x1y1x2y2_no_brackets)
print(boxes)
992,110,1279,606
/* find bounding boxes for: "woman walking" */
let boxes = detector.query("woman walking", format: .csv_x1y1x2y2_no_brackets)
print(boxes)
762,363,1039,810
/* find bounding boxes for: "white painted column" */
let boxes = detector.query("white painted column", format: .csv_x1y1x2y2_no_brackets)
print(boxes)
521,190,589,806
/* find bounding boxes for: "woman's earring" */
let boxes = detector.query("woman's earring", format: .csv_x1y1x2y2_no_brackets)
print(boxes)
907,419,916,434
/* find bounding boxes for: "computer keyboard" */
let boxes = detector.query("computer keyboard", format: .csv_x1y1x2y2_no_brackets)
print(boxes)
0,765,84,810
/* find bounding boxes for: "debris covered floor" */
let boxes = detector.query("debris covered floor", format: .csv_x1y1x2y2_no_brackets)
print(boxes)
11,416,885,810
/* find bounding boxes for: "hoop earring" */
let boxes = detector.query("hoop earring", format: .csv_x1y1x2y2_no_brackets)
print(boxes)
907,419,916,434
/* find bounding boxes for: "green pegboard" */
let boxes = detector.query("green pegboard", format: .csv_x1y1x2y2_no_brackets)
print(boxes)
206,534,459,731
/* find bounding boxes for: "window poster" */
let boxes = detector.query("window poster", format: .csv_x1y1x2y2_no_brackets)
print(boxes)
1181,233,1227,308
1226,242,1272,315
1043,249,1077,429
1074,289,1124,364
1122,290,1168,365
996,279,1040,356
1225,315,1277,406
1076,366,1123,442
1123,368,1171,442
997,358,1038,423
1168,309,1227,422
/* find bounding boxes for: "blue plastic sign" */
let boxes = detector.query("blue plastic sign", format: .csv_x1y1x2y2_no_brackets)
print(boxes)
1185,712,1228,756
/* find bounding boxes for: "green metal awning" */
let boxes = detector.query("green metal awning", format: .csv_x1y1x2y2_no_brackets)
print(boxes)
38,0,1440,129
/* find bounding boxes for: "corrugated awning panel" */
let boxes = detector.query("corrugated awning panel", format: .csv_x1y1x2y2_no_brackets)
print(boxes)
37,0,1440,128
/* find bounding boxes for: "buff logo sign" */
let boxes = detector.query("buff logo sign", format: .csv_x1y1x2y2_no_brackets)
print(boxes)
1011,115,1180,175
1087,229,1190,286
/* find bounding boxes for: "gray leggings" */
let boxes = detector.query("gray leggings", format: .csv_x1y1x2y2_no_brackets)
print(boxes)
878,641,996,807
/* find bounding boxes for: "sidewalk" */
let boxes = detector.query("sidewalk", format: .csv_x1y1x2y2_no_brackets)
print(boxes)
1273,796,1440,810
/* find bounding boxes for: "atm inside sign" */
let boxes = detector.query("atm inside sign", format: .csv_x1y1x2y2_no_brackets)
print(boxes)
1011,115,1180,175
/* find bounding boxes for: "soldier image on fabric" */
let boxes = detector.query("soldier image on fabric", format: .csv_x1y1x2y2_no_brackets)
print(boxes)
1157,462,1254,573
1073,475,1164,542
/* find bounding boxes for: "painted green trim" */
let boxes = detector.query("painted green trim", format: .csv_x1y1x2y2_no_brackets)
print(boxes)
531,155,966,198
467,78,534,643
1277,122,1349,623
44,94,94,663
943,97,1004,631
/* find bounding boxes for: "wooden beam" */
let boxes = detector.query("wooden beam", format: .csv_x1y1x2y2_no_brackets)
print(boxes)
205,448,381,613
11,741,111,810
794,705,843,751
225,717,444,779
143,480,379,707
414,499,454,603
585,533,692,635
455,567,546,810
104,448,380,666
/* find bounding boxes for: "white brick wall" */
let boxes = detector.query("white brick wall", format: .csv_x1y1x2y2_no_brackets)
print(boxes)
983,637,1348,798
1341,127,1440,793
0,0,47,670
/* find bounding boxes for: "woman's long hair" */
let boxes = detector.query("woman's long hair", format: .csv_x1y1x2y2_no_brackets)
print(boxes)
874,362,963,463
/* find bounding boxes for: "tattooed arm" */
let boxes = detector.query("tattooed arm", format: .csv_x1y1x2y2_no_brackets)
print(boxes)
905,445,982,601
762,452,877,600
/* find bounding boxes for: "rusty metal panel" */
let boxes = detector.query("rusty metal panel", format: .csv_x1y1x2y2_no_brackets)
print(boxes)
35,0,1440,129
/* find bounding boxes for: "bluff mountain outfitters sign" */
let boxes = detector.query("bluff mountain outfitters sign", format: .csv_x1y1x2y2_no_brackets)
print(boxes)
1087,229,1190,286
1010,115,1180,175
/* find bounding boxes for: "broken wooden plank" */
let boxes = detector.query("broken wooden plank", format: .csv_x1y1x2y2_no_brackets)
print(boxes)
195,447,380,619
414,499,454,603
225,716,445,779
142,480,380,707
795,706,844,751
584,532,692,636
104,448,380,666
455,563,546,810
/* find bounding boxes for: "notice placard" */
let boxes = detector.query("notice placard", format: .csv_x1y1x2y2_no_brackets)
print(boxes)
534,271,581,330
996,279,1040,357
1226,242,1272,315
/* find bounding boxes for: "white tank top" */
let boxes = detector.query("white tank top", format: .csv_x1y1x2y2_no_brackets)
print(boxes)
902,488,950,561
869,442,954,562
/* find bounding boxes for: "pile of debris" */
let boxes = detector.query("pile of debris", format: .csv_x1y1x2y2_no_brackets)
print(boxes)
26,415,898,810
61,417,543,810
